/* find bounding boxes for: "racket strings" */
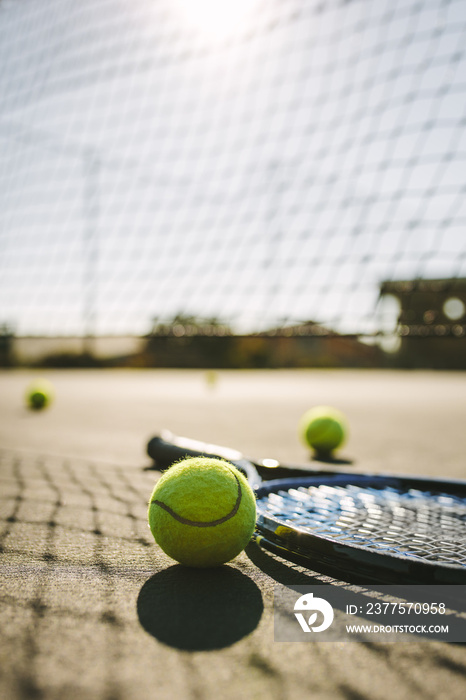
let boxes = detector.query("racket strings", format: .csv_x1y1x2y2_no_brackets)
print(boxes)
257,484,466,565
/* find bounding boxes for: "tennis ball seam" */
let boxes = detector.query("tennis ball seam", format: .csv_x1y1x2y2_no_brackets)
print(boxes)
151,468,243,527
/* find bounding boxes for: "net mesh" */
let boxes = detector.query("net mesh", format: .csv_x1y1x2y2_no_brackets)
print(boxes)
257,482,466,564
1,0,466,337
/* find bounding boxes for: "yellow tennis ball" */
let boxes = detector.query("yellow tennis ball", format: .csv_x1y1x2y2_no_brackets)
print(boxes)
26,380,54,410
299,406,348,454
148,457,256,568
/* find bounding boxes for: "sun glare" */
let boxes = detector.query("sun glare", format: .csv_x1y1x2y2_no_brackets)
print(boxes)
175,0,259,40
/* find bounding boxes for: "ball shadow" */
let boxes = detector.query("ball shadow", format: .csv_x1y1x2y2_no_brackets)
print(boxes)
137,565,263,651
311,452,354,465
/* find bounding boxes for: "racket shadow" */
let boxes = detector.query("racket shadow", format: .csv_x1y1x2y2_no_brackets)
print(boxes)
137,564,263,651
245,540,328,588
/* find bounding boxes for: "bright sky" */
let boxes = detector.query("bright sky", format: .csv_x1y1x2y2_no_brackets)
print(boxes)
0,0,465,336
174,0,261,40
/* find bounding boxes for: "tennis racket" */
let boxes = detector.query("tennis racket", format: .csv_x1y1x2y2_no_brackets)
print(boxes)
147,431,466,584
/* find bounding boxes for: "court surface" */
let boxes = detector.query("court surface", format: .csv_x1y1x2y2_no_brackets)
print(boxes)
1,369,465,699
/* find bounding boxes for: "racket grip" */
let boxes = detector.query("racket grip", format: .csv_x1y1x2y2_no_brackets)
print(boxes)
147,430,246,466
147,434,210,467
146,433,262,487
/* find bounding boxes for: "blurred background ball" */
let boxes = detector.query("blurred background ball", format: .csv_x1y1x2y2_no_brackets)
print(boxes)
26,380,54,411
299,405,348,455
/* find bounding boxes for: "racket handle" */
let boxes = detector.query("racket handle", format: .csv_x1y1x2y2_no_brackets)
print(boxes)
147,432,262,487
147,434,210,467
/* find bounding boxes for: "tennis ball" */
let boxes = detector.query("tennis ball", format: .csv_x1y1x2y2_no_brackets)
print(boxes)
26,380,54,410
299,405,348,454
148,457,256,567
205,370,218,389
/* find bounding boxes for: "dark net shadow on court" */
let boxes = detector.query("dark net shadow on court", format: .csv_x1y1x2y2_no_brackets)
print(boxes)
1,449,465,700
0,450,266,699
0,450,158,699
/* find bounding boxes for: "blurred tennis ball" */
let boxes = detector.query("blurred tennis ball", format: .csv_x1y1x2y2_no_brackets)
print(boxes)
148,457,256,567
26,380,54,411
205,370,218,389
299,405,348,455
